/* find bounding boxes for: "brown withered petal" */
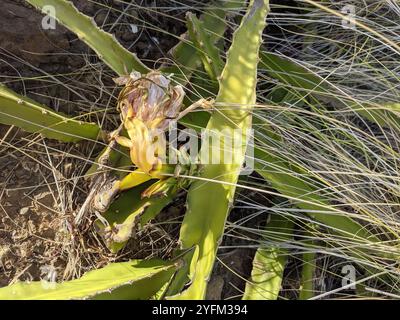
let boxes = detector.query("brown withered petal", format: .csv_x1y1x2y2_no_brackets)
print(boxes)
115,71,185,131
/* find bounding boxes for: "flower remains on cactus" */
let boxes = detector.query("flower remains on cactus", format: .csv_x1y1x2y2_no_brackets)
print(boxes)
91,71,213,214
114,71,185,176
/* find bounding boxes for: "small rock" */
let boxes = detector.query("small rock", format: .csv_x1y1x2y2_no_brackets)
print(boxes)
19,207,30,216
130,24,139,34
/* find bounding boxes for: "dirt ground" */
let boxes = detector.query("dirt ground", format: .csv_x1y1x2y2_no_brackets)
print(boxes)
0,0,262,299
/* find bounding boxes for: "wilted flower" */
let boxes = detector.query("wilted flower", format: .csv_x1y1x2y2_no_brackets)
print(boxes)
114,71,185,176
114,71,185,131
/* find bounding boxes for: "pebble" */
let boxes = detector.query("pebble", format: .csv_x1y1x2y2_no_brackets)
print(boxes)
19,207,30,216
